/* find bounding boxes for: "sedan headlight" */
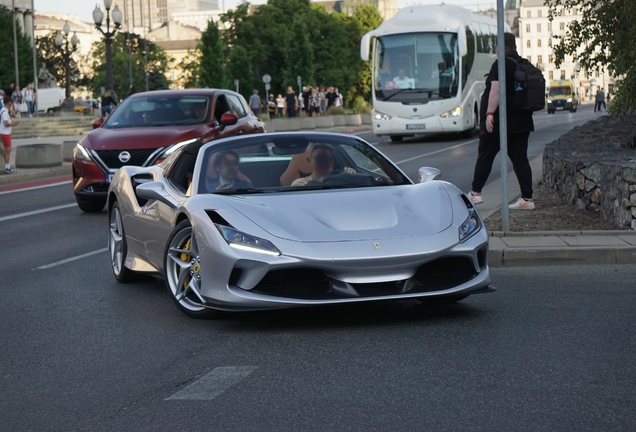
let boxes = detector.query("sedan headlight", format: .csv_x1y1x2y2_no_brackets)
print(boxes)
74,143,92,162
440,107,462,118
566,98,573,103
459,207,481,243
373,110,392,121
547,99,552,104
215,224,281,256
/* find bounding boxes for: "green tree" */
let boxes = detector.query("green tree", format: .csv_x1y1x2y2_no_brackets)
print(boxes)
35,32,81,91
198,20,226,89
283,16,314,91
88,32,171,98
227,45,253,98
0,7,35,89
546,0,636,114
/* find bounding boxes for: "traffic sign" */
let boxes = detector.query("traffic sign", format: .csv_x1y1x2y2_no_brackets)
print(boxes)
262,74,271,84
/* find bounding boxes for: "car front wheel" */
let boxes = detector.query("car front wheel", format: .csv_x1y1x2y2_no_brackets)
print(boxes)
164,220,218,319
109,201,137,283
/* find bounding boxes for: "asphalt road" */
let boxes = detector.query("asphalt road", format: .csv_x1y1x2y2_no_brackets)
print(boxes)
3,105,634,431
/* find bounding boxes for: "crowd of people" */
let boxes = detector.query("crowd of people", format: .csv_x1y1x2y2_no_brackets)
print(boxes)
256,85,344,119
0,82,38,119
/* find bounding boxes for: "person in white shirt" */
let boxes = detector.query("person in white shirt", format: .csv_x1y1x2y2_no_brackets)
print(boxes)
0,96,19,174
334,87,343,108
393,69,412,89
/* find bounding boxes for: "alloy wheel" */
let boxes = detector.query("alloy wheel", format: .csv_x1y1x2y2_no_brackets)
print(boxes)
109,207,124,276
166,227,207,312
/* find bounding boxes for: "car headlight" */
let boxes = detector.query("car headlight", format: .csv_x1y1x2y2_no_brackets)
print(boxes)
74,143,93,162
440,107,462,118
373,110,392,121
547,99,552,104
459,207,481,243
215,224,281,256
566,98,572,103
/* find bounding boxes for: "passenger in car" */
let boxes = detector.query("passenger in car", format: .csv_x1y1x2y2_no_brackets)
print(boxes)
280,147,313,186
206,150,254,191
291,144,354,186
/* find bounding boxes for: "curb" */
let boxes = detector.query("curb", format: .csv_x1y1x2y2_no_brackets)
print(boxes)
489,230,634,237
0,166,71,187
488,245,636,267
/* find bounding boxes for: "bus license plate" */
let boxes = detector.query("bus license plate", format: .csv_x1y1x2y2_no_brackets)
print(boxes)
406,124,426,130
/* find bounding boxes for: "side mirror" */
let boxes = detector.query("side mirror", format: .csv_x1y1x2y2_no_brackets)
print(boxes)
360,31,374,61
220,113,238,127
136,181,179,209
418,167,441,183
92,117,104,129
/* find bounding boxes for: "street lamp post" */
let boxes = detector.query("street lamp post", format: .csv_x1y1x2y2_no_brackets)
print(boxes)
54,22,79,108
93,0,123,96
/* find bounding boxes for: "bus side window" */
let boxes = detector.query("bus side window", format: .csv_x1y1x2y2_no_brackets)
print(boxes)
489,26,497,54
463,26,476,89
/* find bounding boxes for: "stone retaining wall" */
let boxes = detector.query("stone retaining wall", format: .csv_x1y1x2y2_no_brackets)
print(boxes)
264,114,371,133
543,115,636,230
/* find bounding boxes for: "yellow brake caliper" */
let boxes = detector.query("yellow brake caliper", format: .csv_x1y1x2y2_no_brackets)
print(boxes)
181,238,191,289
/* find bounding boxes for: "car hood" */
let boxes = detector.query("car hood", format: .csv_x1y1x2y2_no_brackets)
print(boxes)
223,184,453,242
81,126,204,151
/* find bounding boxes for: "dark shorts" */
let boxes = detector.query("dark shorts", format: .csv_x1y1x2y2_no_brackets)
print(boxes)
0,134,11,148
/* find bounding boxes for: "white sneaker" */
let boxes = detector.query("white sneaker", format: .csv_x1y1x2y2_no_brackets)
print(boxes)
467,191,483,205
509,198,535,210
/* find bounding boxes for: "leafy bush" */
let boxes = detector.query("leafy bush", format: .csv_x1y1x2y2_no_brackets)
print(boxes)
358,105,372,114
327,106,345,115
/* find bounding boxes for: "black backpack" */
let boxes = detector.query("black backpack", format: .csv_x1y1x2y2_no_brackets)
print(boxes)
507,57,546,112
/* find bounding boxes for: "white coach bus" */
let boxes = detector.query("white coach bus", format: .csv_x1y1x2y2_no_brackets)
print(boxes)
361,4,509,142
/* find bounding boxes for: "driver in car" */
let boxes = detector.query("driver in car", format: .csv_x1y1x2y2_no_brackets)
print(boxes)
291,144,354,186
206,150,254,191
193,102,207,122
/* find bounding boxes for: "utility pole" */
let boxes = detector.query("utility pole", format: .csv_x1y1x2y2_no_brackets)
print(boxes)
497,0,510,233
141,0,148,92
125,0,132,88
12,0,20,88
31,0,38,117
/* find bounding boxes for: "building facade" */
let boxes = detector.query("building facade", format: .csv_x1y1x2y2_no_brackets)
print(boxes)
122,0,219,33
0,0,35,42
518,0,613,101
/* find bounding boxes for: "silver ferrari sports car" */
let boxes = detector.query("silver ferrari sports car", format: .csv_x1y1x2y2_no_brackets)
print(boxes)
107,132,492,318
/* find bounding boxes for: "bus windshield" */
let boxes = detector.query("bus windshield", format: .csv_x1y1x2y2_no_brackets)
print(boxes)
374,32,459,103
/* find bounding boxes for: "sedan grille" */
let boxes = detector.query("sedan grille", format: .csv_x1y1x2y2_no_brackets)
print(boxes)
94,149,156,169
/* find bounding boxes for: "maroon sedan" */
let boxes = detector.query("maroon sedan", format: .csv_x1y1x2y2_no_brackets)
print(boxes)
72,89,265,212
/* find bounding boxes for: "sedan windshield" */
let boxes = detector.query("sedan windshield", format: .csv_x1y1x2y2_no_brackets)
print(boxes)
197,134,410,194
103,95,211,129
374,32,459,103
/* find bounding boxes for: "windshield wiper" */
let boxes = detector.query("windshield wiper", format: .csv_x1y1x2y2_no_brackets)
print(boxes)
211,188,269,195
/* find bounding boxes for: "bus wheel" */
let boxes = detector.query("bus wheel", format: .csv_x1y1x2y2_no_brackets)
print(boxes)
462,109,479,138
390,136,403,143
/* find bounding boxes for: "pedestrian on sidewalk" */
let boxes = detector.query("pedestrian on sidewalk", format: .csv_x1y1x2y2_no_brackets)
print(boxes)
318,86,326,116
267,94,277,120
249,90,262,117
468,32,536,210
101,90,117,118
1,96,18,174
23,84,35,118
11,85,22,118
276,93,285,118
284,86,298,118
594,90,606,112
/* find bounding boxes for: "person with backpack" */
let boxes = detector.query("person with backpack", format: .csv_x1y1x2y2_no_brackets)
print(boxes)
468,32,543,210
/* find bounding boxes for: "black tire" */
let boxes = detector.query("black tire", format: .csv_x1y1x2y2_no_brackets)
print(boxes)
163,220,218,319
462,108,479,138
109,201,137,283
548,110,554,114
77,198,106,213
416,294,469,305
390,136,403,143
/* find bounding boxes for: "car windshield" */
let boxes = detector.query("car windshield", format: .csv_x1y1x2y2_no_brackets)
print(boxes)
197,134,411,194
374,32,459,103
549,86,571,96
103,95,211,129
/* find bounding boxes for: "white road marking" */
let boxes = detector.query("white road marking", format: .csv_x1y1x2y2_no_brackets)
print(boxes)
0,180,72,195
395,138,478,165
33,248,109,270
166,366,258,401
0,203,77,222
